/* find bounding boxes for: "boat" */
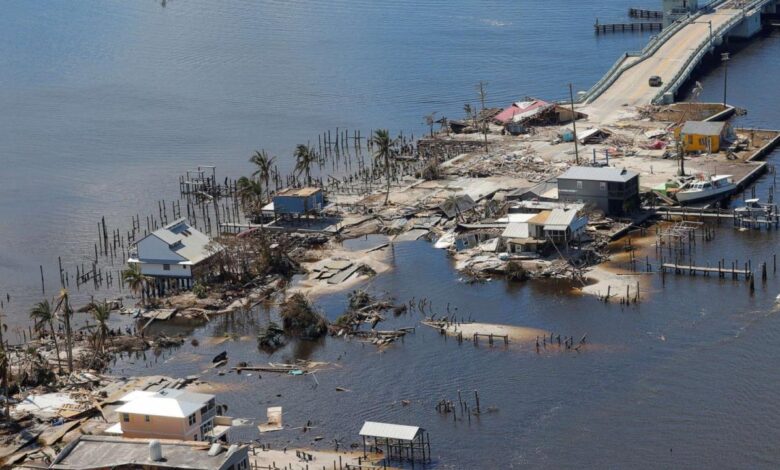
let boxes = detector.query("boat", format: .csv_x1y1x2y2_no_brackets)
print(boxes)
675,174,736,204
734,198,768,218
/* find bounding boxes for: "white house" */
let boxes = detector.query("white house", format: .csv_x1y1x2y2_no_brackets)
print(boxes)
128,218,220,289
106,388,232,443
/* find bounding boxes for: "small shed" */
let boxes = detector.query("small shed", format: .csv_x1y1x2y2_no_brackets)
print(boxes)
359,421,431,465
675,121,733,153
272,187,324,217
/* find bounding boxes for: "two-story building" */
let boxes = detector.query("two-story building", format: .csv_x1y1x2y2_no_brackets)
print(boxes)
108,389,231,443
128,218,221,290
556,166,639,216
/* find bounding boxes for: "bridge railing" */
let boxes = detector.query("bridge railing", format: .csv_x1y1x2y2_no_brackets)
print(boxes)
650,0,768,103
578,0,731,104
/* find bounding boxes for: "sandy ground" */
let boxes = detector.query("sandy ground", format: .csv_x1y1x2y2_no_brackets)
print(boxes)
422,321,549,344
291,245,391,299
249,448,391,470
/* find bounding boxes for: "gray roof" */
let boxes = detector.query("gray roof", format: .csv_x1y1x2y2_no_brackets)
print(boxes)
681,121,726,136
50,436,247,470
543,208,578,230
147,218,219,265
557,166,638,183
360,421,422,441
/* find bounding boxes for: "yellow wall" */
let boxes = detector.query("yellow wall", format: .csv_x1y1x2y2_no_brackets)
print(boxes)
674,127,722,153
120,413,201,441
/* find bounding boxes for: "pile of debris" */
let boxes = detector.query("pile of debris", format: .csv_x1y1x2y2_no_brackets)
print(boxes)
330,290,413,347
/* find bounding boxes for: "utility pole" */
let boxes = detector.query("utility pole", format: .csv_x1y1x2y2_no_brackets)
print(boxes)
569,83,580,165
721,52,730,106
477,81,489,153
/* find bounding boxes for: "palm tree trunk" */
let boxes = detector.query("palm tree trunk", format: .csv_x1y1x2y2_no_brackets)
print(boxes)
64,313,73,373
48,320,63,374
384,155,391,206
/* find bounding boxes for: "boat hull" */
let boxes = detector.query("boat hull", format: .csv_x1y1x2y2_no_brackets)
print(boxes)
676,184,735,204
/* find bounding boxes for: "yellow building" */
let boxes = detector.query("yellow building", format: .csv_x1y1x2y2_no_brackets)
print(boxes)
675,121,732,153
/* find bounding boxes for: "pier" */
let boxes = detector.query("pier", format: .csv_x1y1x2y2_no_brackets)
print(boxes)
594,21,663,34
661,262,752,279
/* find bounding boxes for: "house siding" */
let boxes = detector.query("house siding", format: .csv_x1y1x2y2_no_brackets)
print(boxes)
557,176,639,216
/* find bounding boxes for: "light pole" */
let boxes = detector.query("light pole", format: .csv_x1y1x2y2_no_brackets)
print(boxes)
721,52,730,106
568,83,579,165
692,20,713,49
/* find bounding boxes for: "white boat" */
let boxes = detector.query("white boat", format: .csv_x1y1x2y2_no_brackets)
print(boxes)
675,174,736,204
734,198,767,218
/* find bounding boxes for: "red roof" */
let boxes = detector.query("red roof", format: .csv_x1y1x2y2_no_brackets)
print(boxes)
494,99,552,124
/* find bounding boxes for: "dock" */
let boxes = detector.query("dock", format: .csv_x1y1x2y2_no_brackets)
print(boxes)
661,262,751,279
594,21,663,34
628,8,663,19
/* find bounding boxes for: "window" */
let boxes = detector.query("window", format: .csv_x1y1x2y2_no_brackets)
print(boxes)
163,264,171,271
599,182,606,191
145,415,150,422
122,413,130,422
576,181,583,190
188,414,197,426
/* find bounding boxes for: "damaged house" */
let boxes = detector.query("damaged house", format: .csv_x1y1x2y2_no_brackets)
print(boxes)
499,204,588,255
494,99,587,135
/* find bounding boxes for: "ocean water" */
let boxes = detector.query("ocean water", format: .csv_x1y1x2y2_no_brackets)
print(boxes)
0,0,655,322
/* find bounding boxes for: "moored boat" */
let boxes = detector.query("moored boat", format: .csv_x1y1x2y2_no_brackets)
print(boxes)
675,174,735,204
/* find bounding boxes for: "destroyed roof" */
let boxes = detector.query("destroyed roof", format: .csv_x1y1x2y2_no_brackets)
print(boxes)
359,421,422,441
558,166,637,183
543,208,579,231
437,194,476,219
494,99,553,124
576,128,611,143
145,218,218,265
276,187,322,197
115,388,214,418
680,121,726,136
50,436,246,470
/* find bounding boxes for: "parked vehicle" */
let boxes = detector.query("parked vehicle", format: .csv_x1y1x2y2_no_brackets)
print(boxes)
649,75,663,87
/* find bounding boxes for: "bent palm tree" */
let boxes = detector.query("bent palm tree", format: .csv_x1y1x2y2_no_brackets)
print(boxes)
53,288,74,373
122,264,151,306
294,144,316,185
29,300,62,374
92,301,111,355
250,150,276,203
372,129,394,206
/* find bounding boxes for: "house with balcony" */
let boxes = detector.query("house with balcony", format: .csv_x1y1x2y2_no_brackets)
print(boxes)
556,166,639,216
128,218,221,290
106,388,232,443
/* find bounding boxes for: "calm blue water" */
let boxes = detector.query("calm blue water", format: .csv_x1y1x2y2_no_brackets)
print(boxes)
0,0,655,321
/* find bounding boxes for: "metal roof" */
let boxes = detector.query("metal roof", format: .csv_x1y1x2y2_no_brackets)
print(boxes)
276,187,322,197
115,388,214,419
528,211,551,225
359,421,422,441
502,222,530,239
494,99,552,124
681,121,726,136
543,208,578,231
50,436,246,470
558,166,637,183
141,218,219,266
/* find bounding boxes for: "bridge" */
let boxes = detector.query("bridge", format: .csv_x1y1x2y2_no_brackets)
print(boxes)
580,0,778,123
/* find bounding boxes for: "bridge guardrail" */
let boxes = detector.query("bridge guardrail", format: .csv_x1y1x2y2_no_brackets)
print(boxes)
650,0,767,103
579,0,732,104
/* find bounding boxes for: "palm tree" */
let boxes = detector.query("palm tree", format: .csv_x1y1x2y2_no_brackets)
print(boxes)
464,103,475,127
122,264,151,306
92,301,111,355
372,129,394,206
236,176,264,217
249,150,276,203
53,288,74,373
29,300,62,374
424,112,438,137
294,144,316,185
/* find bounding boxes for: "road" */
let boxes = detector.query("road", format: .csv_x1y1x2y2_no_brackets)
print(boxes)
582,8,742,123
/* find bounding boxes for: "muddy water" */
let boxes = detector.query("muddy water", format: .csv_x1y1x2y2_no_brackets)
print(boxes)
116,217,780,468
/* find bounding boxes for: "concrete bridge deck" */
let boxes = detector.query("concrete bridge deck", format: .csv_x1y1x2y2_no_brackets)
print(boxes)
581,0,775,124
